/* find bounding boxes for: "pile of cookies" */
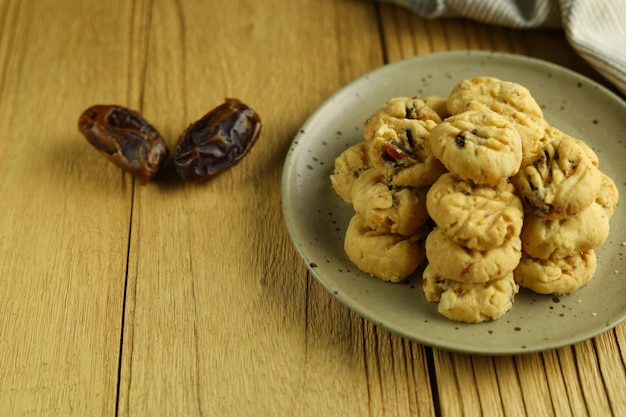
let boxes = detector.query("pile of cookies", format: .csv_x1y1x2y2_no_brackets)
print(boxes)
422,175,523,323
512,127,617,295
330,76,619,323
330,97,445,282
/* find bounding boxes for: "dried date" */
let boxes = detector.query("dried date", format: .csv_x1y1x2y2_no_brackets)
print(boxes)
173,98,262,181
78,105,170,185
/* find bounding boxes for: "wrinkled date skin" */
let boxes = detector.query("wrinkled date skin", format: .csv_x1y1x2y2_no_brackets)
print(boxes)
174,98,262,181
78,105,170,185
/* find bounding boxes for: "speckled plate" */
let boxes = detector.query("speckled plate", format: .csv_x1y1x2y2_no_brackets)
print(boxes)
281,50,626,355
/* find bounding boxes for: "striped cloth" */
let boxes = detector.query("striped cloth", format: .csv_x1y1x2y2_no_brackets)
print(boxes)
382,0,626,96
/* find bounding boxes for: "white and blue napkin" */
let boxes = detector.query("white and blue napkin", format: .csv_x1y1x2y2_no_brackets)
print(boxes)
381,0,626,96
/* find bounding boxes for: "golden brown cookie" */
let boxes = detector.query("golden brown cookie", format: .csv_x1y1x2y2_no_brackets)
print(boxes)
343,214,426,282
426,172,523,251
512,136,603,219
368,120,446,187
514,250,597,295
447,78,546,162
595,170,619,218
425,227,522,283
363,96,442,143
330,141,370,203
520,202,610,260
542,126,599,167
428,109,522,185
424,95,451,120
350,168,429,236
446,76,503,115
423,264,519,323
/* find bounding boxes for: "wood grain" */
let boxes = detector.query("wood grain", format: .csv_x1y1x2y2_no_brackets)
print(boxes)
0,0,135,415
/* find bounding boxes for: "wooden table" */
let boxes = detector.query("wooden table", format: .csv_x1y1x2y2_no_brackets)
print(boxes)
1,0,625,415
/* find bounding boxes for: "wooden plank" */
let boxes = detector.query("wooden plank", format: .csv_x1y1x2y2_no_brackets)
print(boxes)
361,324,436,417
592,331,626,415
541,349,577,417
0,0,138,415
555,346,591,417
117,0,436,415
514,354,554,416
471,356,505,416
492,356,526,416
0,0,17,99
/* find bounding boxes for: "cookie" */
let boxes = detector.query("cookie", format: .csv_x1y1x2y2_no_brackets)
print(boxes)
447,78,546,162
512,136,603,219
363,96,442,143
424,95,451,120
429,109,522,185
514,250,597,295
521,202,609,260
542,126,599,167
330,141,370,202
595,170,619,218
446,76,502,115
350,168,429,236
426,172,523,251
423,265,519,323
343,214,426,282
425,227,522,283
368,120,446,187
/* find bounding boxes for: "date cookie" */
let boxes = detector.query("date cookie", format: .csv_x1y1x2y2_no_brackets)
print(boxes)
344,214,426,282
351,168,429,236
521,202,609,260
447,78,546,162
595,170,619,218
330,141,370,202
512,136,602,219
423,265,519,323
514,250,597,295
446,76,502,115
424,95,451,120
368,119,446,187
426,172,523,250
363,96,442,142
425,227,522,283
429,110,522,185
542,126,599,168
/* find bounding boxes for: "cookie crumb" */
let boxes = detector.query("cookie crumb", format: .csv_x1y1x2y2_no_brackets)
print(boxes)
592,312,597,317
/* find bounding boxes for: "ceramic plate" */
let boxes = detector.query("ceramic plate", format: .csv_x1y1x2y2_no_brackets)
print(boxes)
281,50,626,355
